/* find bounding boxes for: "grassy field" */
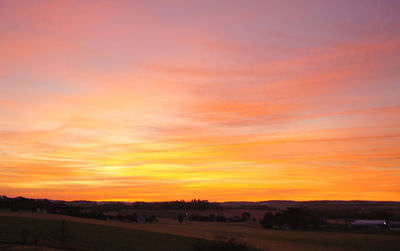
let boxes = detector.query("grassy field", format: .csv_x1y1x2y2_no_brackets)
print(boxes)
0,213,208,251
1,211,400,250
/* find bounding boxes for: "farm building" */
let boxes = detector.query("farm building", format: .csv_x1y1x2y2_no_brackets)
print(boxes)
351,220,388,228
36,208,47,214
137,215,146,224
388,221,400,230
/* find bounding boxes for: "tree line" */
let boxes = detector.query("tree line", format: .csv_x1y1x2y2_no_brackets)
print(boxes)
259,207,397,230
0,196,222,216
84,199,222,212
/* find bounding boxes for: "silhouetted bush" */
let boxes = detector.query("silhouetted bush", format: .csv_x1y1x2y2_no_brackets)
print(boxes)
178,215,184,224
146,215,158,223
284,207,324,230
190,215,214,222
241,212,251,222
259,208,326,230
126,213,138,222
260,212,274,229
230,216,242,222
216,215,227,222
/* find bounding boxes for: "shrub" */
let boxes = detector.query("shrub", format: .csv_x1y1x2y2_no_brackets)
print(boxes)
146,215,158,223
241,212,251,222
216,215,227,222
178,215,184,224
260,212,274,229
190,215,214,222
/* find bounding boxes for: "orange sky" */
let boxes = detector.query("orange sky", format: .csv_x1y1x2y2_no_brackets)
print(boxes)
0,0,400,201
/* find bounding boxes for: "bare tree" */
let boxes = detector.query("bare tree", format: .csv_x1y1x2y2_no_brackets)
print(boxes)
20,228,30,244
32,227,43,246
178,215,184,224
53,219,72,248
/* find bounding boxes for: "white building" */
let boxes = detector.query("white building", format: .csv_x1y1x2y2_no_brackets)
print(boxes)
352,219,387,228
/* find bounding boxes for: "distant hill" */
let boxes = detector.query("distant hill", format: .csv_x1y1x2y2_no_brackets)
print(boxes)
59,199,400,211
4,195,399,211
221,200,400,210
64,200,102,207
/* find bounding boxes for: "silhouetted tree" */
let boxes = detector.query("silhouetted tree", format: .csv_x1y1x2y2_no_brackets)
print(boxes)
259,212,274,229
369,210,395,220
178,215,184,224
216,215,227,222
284,207,307,229
146,215,158,223
53,219,72,248
190,215,215,222
273,212,285,228
283,207,324,230
20,228,30,244
32,227,42,246
241,212,251,222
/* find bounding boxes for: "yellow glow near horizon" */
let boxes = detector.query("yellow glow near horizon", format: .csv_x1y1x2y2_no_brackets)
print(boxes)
0,1,400,202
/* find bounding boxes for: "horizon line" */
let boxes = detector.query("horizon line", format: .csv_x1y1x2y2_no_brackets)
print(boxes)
2,195,400,204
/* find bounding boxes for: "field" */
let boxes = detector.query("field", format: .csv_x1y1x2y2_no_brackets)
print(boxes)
0,212,207,251
1,211,400,251
116,208,269,220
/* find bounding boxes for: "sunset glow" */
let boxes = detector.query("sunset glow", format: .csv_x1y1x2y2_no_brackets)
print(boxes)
1,0,399,201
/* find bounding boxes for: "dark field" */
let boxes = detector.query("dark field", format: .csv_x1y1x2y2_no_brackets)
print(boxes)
0,215,208,251
1,212,400,250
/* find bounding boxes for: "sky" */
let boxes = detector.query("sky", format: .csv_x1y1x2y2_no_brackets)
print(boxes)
0,0,399,202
